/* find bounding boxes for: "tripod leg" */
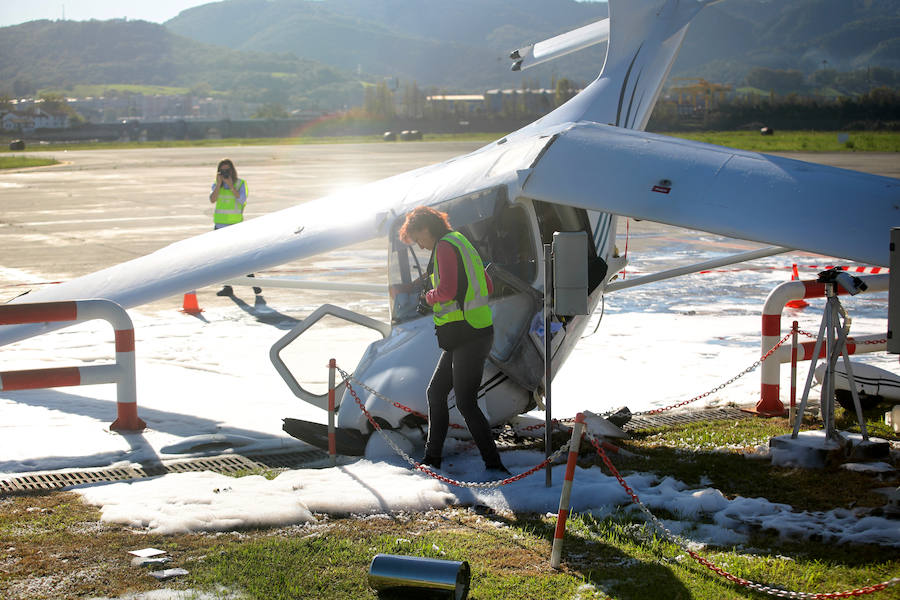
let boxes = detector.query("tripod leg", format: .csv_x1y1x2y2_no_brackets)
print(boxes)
837,335,870,441
793,310,829,438
822,301,840,438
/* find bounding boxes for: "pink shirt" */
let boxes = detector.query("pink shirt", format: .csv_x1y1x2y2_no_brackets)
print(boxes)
426,239,493,305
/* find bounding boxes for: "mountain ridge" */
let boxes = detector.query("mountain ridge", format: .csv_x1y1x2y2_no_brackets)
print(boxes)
1,0,897,108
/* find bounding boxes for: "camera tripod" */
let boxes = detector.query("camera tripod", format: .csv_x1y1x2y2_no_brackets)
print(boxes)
792,280,869,442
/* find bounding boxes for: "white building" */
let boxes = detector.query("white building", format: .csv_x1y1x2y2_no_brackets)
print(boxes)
1,108,69,132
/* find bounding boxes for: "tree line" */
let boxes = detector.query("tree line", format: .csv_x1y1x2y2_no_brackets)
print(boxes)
648,87,900,131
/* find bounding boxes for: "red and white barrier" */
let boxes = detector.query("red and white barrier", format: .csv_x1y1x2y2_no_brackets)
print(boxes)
757,274,889,416
550,412,586,569
0,299,145,431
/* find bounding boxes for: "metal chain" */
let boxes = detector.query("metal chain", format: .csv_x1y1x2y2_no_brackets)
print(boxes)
798,328,886,345
336,366,465,429
337,366,570,489
332,366,898,596
585,430,899,599
636,329,794,417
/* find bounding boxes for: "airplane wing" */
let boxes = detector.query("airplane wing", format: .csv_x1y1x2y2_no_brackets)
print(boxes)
523,123,900,267
0,133,556,345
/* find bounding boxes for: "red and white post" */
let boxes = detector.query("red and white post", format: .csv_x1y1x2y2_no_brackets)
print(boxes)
550,412,586,569
0,299,145,431
758,273,889,416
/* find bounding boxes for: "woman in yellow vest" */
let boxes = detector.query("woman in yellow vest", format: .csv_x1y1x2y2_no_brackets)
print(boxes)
399,206,508,475
209,158,261,296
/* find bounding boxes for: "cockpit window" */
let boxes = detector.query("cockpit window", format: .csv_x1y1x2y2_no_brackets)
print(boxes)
388,188,537,324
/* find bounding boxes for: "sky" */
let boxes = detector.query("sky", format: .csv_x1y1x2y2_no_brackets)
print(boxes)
0,0,607,28
0,0,217,28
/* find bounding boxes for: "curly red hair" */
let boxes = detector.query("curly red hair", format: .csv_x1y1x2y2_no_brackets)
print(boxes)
399,206,452,243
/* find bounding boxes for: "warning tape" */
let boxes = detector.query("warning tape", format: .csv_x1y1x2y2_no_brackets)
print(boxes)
694,265,889,275
626,264,892,276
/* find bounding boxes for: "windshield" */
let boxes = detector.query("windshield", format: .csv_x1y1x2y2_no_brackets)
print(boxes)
388,188,537,324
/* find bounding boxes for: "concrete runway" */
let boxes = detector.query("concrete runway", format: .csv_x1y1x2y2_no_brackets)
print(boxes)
1,142,897,315
0,141,481,314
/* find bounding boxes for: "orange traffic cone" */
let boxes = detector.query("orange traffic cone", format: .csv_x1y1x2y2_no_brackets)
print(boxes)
181,291,203,315
785,264,809,309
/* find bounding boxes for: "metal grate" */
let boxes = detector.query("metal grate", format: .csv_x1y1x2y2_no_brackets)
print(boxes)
0,449,327,495
623,406,750,432
1,409,752,494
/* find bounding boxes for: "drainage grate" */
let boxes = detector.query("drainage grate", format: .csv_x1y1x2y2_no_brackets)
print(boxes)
2,409,753,494
0,449,328,495
623,406,751,432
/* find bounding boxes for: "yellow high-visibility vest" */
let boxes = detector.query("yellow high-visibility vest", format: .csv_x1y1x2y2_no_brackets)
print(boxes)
430,231,492,329
214,179,247,226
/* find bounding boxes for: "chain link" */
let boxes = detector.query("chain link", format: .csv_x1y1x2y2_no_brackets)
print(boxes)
336,366,466,430
636,329,793,416
337,366,569,489
798,328,886,346
585,430,899,598
332,364,897,596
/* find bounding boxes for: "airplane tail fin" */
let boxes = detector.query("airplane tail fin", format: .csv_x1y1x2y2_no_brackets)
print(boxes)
512,0,717,133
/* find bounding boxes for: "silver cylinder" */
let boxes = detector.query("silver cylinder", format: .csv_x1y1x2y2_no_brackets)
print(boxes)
367,554,470,600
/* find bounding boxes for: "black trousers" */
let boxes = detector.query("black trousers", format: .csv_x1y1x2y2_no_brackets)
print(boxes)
425,332,502,466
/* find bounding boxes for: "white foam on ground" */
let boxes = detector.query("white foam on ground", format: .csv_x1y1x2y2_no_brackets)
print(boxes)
4,248,897,549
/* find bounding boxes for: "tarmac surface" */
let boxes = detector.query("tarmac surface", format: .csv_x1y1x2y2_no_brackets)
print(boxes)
1,141,897,317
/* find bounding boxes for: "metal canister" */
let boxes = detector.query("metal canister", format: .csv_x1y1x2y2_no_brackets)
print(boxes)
367,553,470,600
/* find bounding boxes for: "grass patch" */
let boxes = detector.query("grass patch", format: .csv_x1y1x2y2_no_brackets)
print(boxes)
2,412,897,599
613,413,898,512
0,155,59,169
665,130,900,152
40,84,194,97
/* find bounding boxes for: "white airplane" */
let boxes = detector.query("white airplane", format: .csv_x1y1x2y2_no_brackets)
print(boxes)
2,0,898,456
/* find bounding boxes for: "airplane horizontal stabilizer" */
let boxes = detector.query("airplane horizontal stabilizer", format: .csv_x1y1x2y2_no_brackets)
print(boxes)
509,18,609,71
525,123,900,267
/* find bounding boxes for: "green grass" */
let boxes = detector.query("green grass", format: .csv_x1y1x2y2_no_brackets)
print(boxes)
39,83,194,97
614,414,897,512
665,130,900,152
2,409,897,599
0,155,59,169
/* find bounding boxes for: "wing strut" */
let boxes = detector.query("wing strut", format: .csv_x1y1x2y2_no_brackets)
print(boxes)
606,246,792,293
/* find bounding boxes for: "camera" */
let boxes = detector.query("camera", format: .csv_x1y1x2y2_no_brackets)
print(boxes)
818,268,868,296
416,293,431,316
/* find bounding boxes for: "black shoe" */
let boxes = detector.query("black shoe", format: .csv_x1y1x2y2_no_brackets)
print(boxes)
421,454,442,469
216,286,233,296
252,286,262,295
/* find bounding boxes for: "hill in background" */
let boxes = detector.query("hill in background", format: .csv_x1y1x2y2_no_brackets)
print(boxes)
164,0,610,90
165,0,900,88
0,0,898,116
0,18,360,109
